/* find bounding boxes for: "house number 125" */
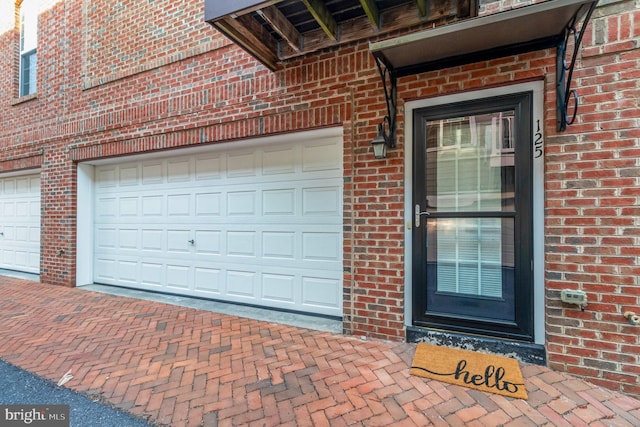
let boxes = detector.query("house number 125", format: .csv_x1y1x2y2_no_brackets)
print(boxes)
534,120,543,158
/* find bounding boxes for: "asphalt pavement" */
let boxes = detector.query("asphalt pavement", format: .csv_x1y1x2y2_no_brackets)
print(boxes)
0,359,153,427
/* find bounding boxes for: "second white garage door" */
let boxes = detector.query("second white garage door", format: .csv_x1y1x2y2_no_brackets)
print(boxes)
93,132,343,317
0,173,41,274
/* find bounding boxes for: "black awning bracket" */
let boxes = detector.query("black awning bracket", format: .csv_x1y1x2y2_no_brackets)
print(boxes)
556,1,598,132
374,55,398,148
369,0,599,133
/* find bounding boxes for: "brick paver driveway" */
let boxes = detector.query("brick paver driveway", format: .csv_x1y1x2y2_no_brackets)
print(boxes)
1,277,639,426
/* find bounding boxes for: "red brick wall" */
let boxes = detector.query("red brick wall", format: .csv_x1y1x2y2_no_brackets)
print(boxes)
82,0,229,89
0,0,638,397
543,0,640,397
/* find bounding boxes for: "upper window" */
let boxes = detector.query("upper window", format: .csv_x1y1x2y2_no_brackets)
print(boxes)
19,0,38,97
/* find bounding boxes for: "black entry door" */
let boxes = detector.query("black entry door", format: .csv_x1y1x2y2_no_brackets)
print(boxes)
412,93,534,341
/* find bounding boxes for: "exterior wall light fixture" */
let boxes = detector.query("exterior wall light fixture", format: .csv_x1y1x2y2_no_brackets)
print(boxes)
371,55,397,159
371,118,393,159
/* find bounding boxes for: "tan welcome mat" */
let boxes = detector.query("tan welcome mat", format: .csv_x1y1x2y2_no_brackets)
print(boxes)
410,343,528,399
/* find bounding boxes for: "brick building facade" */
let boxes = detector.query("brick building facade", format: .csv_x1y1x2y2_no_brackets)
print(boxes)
1,0,639,397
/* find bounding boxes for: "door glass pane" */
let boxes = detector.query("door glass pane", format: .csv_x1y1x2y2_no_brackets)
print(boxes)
425,111,515,212
427,218,514,298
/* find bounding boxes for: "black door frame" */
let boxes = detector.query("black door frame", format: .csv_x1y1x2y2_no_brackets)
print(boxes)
412,92,535,342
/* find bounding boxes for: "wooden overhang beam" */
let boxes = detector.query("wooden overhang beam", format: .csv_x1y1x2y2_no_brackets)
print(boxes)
359,0,381,29
279,1,465,59
214,14,280,70
205,0,477,70
256,5,302,52
301,0,339,41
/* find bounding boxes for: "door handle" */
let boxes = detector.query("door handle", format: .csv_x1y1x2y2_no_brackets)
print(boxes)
414,204,430,228
188,239,195,245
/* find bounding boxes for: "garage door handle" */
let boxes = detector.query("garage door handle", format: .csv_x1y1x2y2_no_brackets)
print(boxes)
0,232,3,236
188,239,195,245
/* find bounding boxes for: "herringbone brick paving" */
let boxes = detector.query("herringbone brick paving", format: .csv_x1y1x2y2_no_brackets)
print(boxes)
1,277,639,426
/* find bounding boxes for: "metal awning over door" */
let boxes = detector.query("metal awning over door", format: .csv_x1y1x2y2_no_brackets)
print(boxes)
368,0,599,132
369,0,597,75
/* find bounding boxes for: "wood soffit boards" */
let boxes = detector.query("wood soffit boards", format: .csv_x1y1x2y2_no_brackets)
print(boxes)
204,0,478,70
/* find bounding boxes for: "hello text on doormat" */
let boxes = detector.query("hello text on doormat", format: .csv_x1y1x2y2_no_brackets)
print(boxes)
410,343,528,399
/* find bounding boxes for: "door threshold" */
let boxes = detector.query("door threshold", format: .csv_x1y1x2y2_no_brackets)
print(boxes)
407,326,546,365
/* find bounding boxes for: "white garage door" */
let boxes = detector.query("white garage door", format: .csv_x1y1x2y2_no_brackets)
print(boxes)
93,133,343,316
0,173,41,274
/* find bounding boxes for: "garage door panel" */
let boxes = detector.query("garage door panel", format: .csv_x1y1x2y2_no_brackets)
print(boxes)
3,179,15,193
302,142,341,172
119,165,138,185
98,181,341,219
167,229,192,253
193,230,221,254
142,163,163,184
262,274,296,303
226,270,256,298
262,232,295,259
195,192,221,216
302,186,340,216
30,227,40,244
167,159,190,181
141,262,164,286
93,133,343,316
30,200,40,216
96,228,117,248
97,197,117,216
2,227,14,239
15,227,30,242
94,258,116,281
1,251,14,266
115,197,136,216
167,194,191,216
262,189,295,215
166,265,190,289
227,191,256,215
302,232,340,261
3,202,15,216
118,260,139,283
15,178,29,192
16,201,29,216
13,251,29,269
194,267,222,294
142,196,164,217
263,147,295,175
227,151,258,178
96,168,117,187
95,228,343,270
227,231,256,257
141,229,163,251
119,229,138,249
195,156,222,180
0,173,41,274
302,276,341,309
29,252,39,269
